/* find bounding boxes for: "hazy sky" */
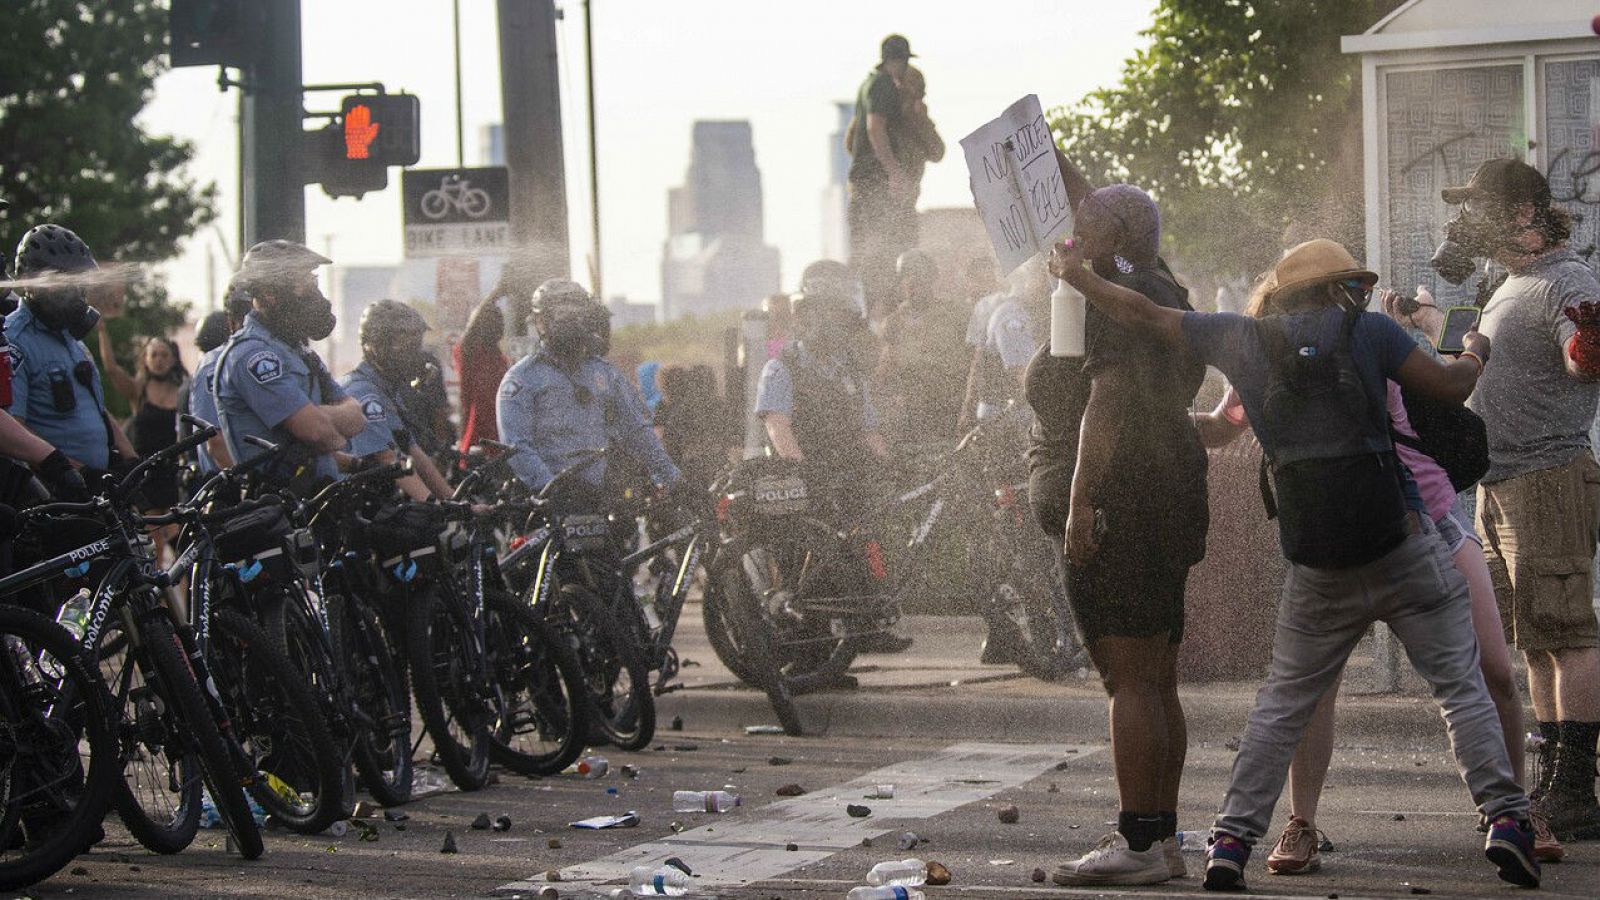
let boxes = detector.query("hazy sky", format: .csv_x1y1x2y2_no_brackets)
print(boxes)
142,0,1157,310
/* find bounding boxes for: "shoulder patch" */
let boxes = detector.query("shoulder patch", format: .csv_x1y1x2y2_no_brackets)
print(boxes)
501,379,521,398
3,343,22,371
246,350,283,384
360,394,386,422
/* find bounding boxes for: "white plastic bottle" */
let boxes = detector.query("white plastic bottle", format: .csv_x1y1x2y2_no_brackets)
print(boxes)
54,588,93,643
563,755,609,778
866,858,927,886
1050,276,1087,357
628,865,691,896
672,790,739,813
846,887,925,900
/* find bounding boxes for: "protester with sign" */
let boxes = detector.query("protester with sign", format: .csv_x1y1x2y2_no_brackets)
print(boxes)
847,34,921,325
1025,162,1208,887
1446,158,1600,843
1051,233,1539,891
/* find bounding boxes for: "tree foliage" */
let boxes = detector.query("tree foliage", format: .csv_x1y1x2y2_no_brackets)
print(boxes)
1050,0,1406,280
0,0,217,412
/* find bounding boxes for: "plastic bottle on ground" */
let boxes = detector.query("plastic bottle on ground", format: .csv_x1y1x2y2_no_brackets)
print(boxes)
866,858,927,887
564,755,609,778
198,792,221,829
846,887,925,900
627,864,692,896
671,790,739,813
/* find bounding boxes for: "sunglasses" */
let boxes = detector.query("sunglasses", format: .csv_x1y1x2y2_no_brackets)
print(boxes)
1339,279,1374,299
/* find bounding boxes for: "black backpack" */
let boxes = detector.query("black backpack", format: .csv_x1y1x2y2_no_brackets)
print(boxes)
1390,386,1490,493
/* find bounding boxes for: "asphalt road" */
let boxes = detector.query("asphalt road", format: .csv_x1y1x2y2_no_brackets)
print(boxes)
16,608,1600,899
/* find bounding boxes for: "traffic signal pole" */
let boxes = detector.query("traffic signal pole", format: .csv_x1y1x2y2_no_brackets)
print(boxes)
240,0,306,245
497,0,571,282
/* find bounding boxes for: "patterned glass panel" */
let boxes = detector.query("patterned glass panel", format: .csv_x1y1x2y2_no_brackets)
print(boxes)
1543,58,1600,266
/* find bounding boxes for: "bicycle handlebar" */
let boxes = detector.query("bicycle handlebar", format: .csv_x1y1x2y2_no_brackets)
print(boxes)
536,447,607,502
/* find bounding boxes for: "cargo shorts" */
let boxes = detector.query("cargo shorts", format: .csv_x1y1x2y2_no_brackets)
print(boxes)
1477,452,1600,651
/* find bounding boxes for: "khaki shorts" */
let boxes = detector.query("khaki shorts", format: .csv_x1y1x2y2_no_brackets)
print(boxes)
1478,452,1600,651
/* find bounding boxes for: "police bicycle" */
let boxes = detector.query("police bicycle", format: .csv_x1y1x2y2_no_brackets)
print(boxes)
0,423,265,859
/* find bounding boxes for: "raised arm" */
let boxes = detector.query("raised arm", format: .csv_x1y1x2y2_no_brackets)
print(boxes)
1055,147,1095,215
96,327,138,404
1048,239,1185,346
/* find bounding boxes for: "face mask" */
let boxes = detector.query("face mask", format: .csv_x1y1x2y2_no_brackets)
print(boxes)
30,289,101,340
1431,204,1513,284
263,286,337,343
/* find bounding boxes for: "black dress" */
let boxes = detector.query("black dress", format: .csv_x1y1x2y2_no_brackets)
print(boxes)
129,392,180,509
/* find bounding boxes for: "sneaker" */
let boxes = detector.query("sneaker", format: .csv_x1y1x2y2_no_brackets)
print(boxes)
1530,810,1565,863
1203,833,1250,892
1052,832,1172,886
1265,815,1322,875
1484,815,1541,888
1162,836,1186,878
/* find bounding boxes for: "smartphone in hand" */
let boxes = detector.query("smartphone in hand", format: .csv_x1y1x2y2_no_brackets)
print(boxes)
1435,305,1481,354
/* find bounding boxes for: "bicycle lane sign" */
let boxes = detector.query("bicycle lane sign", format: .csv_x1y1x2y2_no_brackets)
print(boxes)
401,166,511,258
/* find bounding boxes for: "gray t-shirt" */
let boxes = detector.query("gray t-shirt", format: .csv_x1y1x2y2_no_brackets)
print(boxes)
1468,247,1600,483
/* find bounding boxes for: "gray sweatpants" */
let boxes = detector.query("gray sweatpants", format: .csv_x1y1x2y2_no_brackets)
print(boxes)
1212,522,1528,844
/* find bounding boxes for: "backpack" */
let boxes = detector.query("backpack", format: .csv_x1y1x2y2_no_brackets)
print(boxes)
1256,309,1411,569
1391,386,1490,493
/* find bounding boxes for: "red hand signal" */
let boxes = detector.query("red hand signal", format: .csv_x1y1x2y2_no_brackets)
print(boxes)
344,104,380,160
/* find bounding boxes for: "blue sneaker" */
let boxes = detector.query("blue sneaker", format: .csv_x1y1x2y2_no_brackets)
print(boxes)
1484,815,1541,888
1203,832,1250,891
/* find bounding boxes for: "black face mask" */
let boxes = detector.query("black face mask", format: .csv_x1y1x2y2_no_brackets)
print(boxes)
263,286,337,344
1431,204,1518,285
29,289,101,340
541,308,598,358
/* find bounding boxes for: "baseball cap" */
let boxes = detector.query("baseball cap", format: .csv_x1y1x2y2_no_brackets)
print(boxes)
1441,158,1551,207
880,34,915,61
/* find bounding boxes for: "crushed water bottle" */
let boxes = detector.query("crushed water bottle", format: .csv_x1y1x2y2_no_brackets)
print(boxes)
672,790,739,813
54,588,93,643
563,755,609,778
866,859,927,887
1177,830,1208,852
627,864,692,896
846,887,925,900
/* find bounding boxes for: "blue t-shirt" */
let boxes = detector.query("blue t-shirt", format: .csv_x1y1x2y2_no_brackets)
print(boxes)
4,305,113,469
189,347,223,474
340,361,408,460
214,311,346,484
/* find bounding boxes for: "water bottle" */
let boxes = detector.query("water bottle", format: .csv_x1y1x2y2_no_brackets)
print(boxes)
54,588,93,644
5,635,40,685
846,887,924,900
199,792,222,829
866,858,927,887
672,790,739,813
564,755,609,778
1177,830,1208,852
627,864,692,896
1050,276,1086,357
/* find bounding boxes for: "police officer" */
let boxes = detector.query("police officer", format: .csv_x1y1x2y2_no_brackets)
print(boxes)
497,279,679,499
4,224,136,487
187,282,253,474
340,299,452,499
214,240,364,489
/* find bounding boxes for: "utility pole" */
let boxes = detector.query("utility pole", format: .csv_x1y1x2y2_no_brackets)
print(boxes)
496,0,570,283
584,0,602,299
240,0,306,246
453,0,465,167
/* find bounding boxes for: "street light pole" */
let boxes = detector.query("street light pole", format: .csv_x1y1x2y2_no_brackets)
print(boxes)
584,0,602,299
453,0,465,168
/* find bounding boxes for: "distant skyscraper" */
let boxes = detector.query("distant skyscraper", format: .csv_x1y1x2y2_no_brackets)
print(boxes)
820,102,854,262
661,121,781,319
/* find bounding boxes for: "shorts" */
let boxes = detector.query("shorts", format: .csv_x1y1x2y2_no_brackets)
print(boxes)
1434,509,1468,555
1064,538,1189,646
1478,452,1600,652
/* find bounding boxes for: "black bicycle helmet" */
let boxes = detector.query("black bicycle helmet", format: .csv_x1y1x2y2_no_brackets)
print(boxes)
9,224,96,280
358,298,429,349
529,278,595,313
195,310,232,353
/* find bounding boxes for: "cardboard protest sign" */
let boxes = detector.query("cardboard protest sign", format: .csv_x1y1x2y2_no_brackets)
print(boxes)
959,94,1072,275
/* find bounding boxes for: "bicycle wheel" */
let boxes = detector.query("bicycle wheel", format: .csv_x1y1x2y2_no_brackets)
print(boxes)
483,587,588,775
0,606,118,891
406,586,491,790
210,608,345,834
139,615,263,860
332,591,412,806
704,540,803,736
549,582,656,751
97,618,202,854
999,554,1084,682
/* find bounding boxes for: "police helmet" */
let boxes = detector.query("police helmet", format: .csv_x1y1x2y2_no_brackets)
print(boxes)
9,224,96,280
791,259,861,321
222,278,254,319
358,298,429,349
529,278,596,313
195,311,232,353
233,239,330,293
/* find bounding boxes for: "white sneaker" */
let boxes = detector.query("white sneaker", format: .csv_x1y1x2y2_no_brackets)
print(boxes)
1163,837,1186,878
1052,832,1173,886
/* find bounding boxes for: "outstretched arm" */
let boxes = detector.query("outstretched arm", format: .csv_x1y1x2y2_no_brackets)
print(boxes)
96,328,138,404
1048,239,1185,346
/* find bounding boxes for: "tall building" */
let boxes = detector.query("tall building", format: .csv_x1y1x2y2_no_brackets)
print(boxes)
660,121,780,319
820,102,854,262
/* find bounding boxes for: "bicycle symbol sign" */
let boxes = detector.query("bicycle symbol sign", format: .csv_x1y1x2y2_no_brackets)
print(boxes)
421,174,492,220
401,166,511,258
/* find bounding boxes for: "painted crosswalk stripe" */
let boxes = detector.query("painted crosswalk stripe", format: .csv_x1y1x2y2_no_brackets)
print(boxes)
497,741,1101,895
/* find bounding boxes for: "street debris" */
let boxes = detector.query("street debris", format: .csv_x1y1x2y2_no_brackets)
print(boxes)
1031,867,1047,883
846,804,872,818
896,831,921,851
996,804,1020,824
775,783,806,796
744,724,784,734
670,715,684,731
472,813,493,830
866,784,895,799
440,831,459,854
768,756,794,766
494,815,514,832
926,861,952,885
570,811,641,829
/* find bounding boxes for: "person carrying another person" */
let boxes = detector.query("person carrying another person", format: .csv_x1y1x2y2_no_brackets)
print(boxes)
497,279,679,503
341,300,454,500
1027,173,1209,887
847,34,921,324
1441,158,1600,844
1051,233,1540,890
5,224,139,484
214,240,364,492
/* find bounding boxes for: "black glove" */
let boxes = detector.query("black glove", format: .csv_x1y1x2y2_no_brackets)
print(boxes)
37,450,89,502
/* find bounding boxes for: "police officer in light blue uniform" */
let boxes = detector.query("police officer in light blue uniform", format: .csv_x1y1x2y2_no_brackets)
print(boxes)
214,240,365,489
497,279,679,497
4,224,137,480
186,284,253,475
339,299,453,500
